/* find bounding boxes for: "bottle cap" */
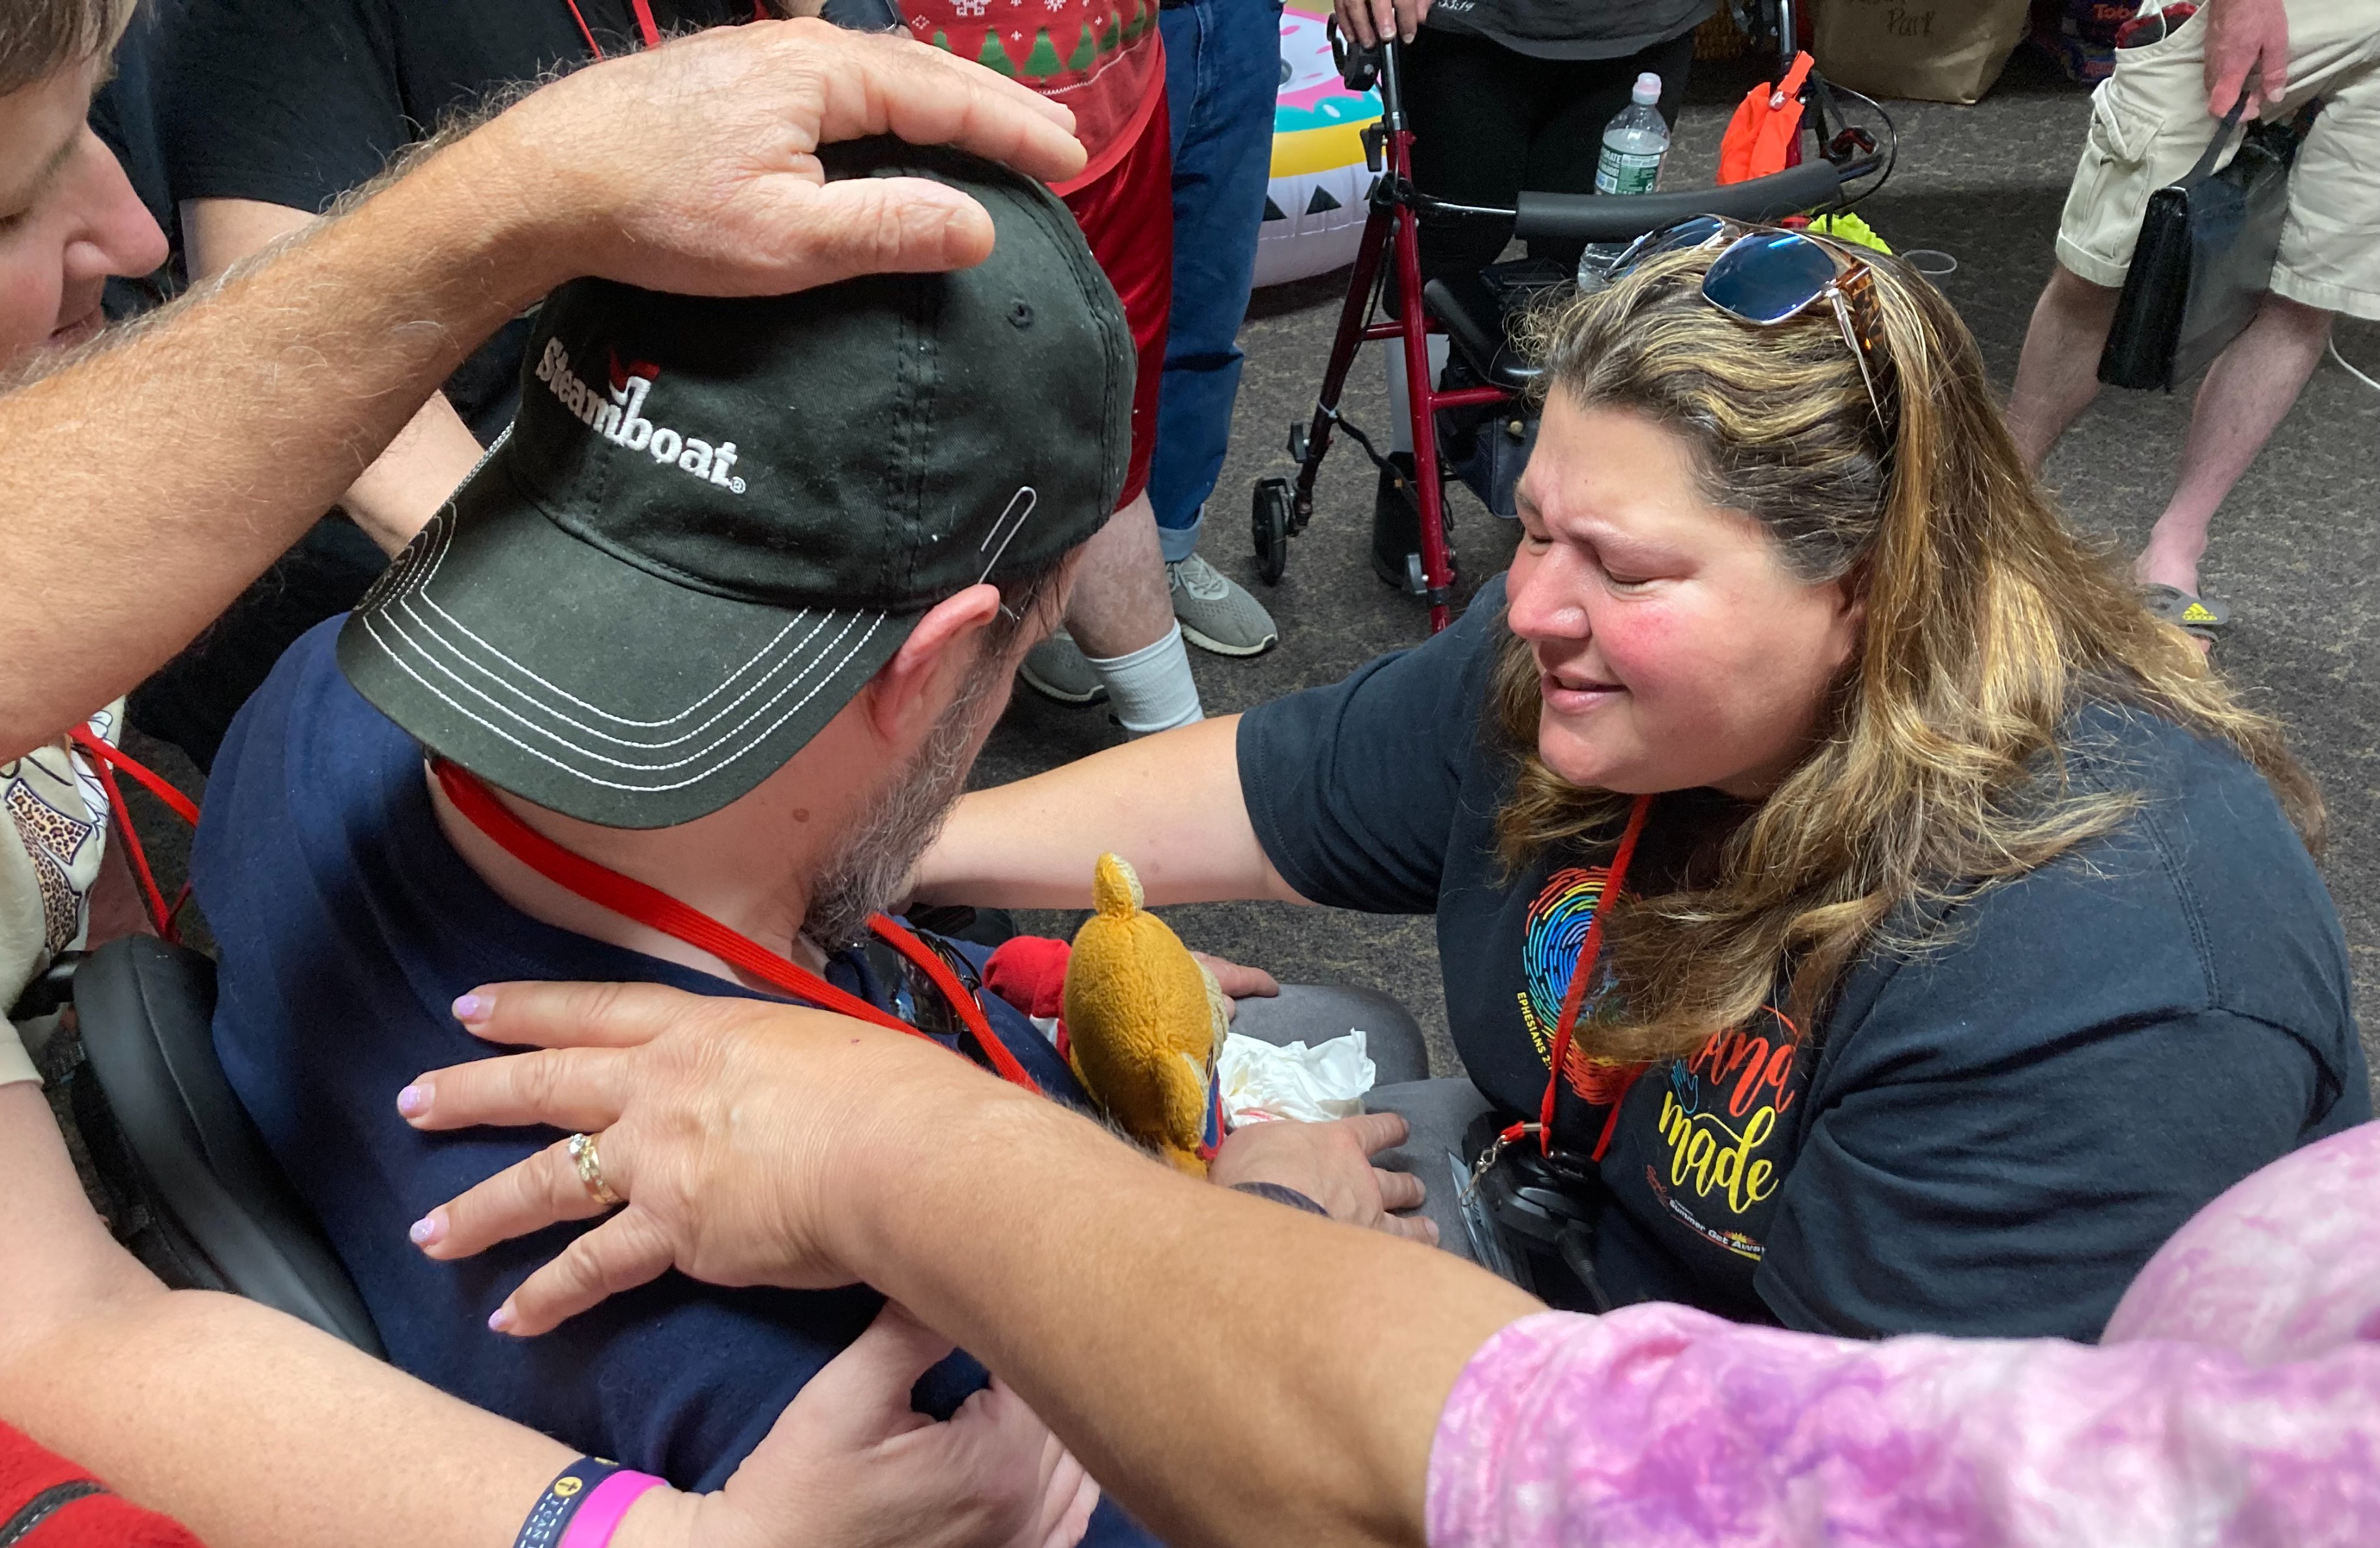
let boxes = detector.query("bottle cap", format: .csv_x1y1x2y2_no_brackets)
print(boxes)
1632,72,1662,104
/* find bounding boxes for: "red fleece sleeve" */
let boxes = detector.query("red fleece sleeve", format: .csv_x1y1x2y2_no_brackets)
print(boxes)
0,1422,207,1546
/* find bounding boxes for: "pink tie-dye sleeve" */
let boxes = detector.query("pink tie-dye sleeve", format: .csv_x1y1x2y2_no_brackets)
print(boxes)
1426,1125,2380,1547
1426,1307,2380,1547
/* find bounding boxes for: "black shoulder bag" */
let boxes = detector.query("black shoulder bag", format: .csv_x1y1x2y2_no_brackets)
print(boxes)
2099,93,2317,391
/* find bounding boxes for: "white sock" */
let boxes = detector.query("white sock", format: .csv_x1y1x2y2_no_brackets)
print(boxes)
1089,623,1205,738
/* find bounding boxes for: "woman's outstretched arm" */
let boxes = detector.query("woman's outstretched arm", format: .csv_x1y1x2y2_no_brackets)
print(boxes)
403,984,2380,1548
915,715,1307,909
402,985,1538,1548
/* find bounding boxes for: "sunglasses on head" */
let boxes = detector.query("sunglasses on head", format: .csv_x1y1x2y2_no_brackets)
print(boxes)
1609,215,1888,429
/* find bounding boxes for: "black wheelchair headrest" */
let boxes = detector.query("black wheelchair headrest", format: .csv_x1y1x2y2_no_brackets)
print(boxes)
68,936,384,1357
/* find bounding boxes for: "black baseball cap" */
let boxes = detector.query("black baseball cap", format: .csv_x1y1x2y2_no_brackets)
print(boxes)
338,138,1134,829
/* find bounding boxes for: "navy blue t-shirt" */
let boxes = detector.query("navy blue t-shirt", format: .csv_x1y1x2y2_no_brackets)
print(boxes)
1239,577,2368,1340
194,620,1153,1541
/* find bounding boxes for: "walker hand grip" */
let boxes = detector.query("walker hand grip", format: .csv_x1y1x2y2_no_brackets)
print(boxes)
1511,161,1849,243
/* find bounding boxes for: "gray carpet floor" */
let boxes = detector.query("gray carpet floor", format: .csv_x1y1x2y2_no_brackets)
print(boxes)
117,46,2377,1088
976,46,2380,1083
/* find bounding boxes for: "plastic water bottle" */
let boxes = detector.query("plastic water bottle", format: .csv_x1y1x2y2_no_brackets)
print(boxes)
1593,73,1669,197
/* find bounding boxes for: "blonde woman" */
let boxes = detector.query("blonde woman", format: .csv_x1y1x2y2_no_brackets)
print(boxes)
897,227,2367,1341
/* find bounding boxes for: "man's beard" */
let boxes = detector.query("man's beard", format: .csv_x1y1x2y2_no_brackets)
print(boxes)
801,656,1001,952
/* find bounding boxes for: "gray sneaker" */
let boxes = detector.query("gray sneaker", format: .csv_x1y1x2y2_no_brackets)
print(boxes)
1020,630,1108,705
1168,553,1278,657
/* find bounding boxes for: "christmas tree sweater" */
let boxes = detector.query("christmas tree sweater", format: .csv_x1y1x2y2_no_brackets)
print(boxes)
902,0,1166,192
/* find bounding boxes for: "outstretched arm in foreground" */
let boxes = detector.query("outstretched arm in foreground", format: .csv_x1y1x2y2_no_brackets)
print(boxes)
404,984,2380,1548
402,985,1538,1548
0,18,1082,759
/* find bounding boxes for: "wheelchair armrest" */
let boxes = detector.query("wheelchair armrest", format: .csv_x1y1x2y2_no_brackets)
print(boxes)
72,937,385,1357
1512,159,1850,244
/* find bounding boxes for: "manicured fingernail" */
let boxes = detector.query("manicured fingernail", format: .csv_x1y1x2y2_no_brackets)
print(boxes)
396,1083,431,1117
452,993,488,1023
409,1213,444,1248
489,1305,516,1334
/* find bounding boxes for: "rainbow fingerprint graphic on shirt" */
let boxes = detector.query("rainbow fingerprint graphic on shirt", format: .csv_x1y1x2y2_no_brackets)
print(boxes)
1517,866,1620,1066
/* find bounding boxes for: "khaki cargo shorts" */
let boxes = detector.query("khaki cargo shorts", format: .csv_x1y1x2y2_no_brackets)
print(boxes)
2057,0,2380,321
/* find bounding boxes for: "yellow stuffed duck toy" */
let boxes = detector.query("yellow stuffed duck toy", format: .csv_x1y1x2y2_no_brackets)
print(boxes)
1060,853,1229,1175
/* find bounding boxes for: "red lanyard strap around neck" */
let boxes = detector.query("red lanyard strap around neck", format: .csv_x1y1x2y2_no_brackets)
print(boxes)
563,0,770,59
563,0,662,55
1533,793,1654,1154
433,760,1039,1093
67,726,198,943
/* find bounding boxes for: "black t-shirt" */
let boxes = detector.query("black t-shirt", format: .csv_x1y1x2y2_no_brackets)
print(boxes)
1423,0,1713,63
157,0,757,434
1239,576,2369,1340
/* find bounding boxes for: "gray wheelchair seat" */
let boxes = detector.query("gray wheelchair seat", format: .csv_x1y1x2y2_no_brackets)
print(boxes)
63,935,383,1356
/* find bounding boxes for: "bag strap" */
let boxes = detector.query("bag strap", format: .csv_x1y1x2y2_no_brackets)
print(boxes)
2184,91,2254,183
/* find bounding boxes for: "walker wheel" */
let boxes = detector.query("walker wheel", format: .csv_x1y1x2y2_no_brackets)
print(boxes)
1252,477,1293,585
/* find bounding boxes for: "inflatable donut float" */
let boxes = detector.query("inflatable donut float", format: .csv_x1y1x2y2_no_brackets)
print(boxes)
1253,0,1383,288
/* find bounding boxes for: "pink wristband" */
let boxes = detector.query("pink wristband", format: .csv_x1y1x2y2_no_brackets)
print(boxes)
554,1469,666,1548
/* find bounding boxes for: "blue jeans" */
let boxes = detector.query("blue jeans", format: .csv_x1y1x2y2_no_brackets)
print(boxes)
1152,0,1282,562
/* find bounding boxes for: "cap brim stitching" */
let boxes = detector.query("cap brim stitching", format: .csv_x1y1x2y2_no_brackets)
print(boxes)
359,604,888,792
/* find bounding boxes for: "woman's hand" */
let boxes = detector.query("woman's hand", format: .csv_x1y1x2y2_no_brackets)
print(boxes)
1333,0,1431,51
1209,1114,1437,1245
397,982,999,1330
690,1304,1098,1548
1188,952,1279,1021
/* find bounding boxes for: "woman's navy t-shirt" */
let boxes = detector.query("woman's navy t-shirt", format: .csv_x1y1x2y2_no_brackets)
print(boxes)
192,620,1153,1546
1239,577,2368,1339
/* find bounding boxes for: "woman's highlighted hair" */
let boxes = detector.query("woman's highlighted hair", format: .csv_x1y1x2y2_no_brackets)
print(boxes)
1495,244,2319,1064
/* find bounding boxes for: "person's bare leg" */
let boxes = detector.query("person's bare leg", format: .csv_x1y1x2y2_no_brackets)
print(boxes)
2134,293,2334,597
1055,491,1205,734
1066,492,1174,658
2006,263,2123,471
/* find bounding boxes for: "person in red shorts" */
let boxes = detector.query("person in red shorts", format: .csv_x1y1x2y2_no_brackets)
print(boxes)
0,1425,202,1548
901,0,1207,735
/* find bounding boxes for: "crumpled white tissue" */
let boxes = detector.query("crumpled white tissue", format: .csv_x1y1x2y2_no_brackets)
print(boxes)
1219,1028,1376,1126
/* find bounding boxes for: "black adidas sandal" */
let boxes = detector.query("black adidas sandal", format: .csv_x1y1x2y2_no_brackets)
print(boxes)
2141,583,2231,643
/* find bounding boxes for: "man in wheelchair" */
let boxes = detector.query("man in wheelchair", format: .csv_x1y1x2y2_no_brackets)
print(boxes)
184,142,1160,1538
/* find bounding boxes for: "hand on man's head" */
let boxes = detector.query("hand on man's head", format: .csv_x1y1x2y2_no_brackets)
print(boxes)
450,20,1087,301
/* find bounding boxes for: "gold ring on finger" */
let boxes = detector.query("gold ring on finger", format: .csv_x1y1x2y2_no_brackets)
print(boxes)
566,1130,624,1207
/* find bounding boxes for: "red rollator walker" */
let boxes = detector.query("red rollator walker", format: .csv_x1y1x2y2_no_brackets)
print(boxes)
1249,5,1887,633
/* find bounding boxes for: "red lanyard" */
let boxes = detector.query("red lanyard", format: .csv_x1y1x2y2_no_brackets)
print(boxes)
66,726,198,944
1514,793,1653,1158
432,760,1040,1093
563,0,769,57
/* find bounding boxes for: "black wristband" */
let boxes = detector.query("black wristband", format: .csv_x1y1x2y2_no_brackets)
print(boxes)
512,1458,624,1548
1231,1180,1330,1216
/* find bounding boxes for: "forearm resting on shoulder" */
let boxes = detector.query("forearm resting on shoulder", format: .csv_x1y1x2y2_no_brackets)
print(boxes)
184,197,487,556
0,1088,702,1548
915,715,1306,908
